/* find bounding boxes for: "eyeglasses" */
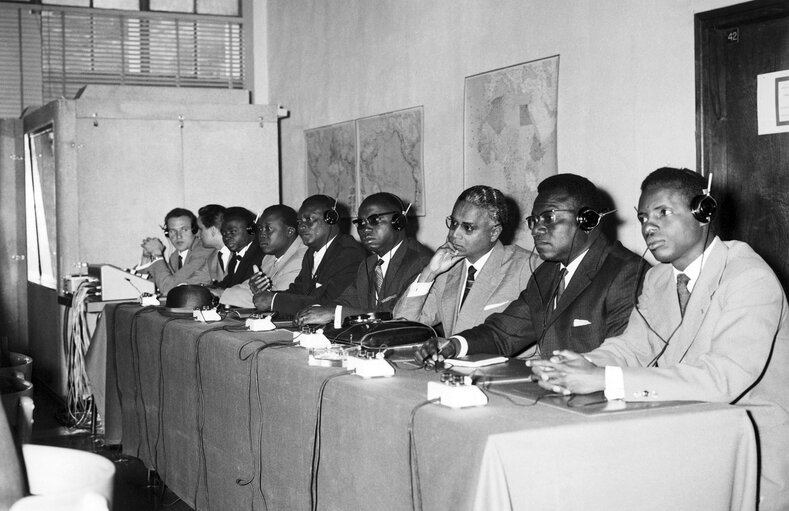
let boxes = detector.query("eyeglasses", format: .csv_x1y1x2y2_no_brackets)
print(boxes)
296,216,321,228
446,216,500,234
352,211,397,229
525,209,574,230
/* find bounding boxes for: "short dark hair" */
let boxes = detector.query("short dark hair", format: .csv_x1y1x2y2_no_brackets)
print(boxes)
260,204,298,229
537,174,602,211
197,204,226,229
223,206,257,228
301,194,336,212
455,185,509,226
641,167,707,206
164,208,197,230
360,192,406,214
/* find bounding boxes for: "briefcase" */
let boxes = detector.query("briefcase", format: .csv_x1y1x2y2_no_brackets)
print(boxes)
322,319,436,349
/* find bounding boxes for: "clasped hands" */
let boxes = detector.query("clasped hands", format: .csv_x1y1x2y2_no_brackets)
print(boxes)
139,237,165,264
414,337,459,369
526,350,606,396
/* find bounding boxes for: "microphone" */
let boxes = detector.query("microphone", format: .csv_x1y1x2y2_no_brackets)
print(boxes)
125,277,146,296
599,208,617,219
474,375,535,387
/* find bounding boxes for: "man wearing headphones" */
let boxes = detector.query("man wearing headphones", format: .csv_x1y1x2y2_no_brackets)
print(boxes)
137,207,214,295
529,168,789,510
294,192,433,325
219,205,307,307
253,195,365,317
212,206,263,292
416,174,646,363
395,185,536,336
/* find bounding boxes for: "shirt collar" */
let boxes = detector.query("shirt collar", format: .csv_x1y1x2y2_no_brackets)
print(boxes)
672,237,718,291
235,241,253,258
560,248,590,285
465,246,494,273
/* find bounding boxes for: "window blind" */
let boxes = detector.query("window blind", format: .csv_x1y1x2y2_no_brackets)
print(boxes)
0,7,43,118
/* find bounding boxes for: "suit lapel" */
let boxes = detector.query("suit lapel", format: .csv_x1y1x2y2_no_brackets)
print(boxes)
545,237,608,328
668,239,728,363
459,242,504,325
443,261,464,334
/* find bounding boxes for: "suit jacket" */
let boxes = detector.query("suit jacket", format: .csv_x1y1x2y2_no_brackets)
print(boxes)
139,238,214,296
586,239,789,509
272,233,365,316
206,247,229,283
460,235,646,357
219,238,307,308
217,242,263,289
393,241,536,336
335,237,433,312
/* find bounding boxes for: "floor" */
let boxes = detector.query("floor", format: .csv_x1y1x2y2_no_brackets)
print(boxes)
29,385,193,511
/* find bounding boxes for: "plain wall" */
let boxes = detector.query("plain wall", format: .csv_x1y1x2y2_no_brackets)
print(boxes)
255,0,745,253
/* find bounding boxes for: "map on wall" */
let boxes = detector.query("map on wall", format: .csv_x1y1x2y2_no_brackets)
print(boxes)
305,120,357,211
357,106,424,215
464,56,559,248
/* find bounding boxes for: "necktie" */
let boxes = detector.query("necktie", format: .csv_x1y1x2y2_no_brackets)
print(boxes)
227,253,240,278
552,268,568,311
677,273,691,317
374,258,385,298
217,252,224,271
177,255,183,270
461,266,477,307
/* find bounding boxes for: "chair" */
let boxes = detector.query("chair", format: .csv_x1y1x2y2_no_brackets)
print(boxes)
0,390,115,511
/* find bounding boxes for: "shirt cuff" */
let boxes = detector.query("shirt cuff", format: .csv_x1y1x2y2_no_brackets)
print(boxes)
334,305,343,329
407,280,433,297
452,335,468,358
604,366,625,401
134,257,163,271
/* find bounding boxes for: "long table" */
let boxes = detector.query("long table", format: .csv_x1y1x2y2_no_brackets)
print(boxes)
101,303,757,511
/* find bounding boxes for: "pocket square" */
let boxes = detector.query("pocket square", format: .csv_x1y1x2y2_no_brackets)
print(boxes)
573,319,591,327
483,301,510,311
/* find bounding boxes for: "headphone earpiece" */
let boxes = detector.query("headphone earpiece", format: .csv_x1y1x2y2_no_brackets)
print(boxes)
245,223,256,235
388,193,410,231
323,197,340,225
690,193,717,224
576,207,602,233
162,226,170,238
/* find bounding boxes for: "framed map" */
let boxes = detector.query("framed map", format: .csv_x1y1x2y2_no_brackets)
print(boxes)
357,106,424,215
464,56,559,248
305,120,357,211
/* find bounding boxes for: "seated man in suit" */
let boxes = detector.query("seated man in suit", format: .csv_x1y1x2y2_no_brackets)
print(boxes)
219,204,307,307
137,207,214,295
528,168,789,510
197,204,229,284
211,206,264,294
295,192,433,326
394,185,535,336
253,195,365,317
417,173,646,364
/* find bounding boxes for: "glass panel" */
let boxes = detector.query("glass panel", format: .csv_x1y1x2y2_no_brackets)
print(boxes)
197,0,239,16
93,0,141,9
150,0,194,13
25,128,58,289
42,0,90,6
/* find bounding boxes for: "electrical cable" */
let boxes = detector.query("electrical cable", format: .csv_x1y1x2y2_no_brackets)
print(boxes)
310,369,354,511
407,398,440,511
63,281,98,428
236,338,294,511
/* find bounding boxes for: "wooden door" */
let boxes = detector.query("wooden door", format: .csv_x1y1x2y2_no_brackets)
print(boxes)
697,1,789,290
0,119,28,353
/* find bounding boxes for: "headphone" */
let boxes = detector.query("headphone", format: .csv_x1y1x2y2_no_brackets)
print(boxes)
387,193,412,231
244,221,257,235
162,217,199,237
324,197,339,225
576,207,616,233
690,173,717,224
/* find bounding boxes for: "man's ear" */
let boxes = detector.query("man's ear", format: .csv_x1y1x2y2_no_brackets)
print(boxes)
490,224,503,242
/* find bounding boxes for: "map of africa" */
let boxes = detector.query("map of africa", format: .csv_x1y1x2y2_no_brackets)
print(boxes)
464,56,559,248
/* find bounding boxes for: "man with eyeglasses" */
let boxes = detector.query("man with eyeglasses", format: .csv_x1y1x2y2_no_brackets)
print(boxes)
395,185,536,337
253,195,365,318
295,192,433,326
415,174,646,366
219,205,307,307
136,207,214,295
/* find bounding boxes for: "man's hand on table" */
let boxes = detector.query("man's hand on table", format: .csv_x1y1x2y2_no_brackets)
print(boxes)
526,350,606,395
